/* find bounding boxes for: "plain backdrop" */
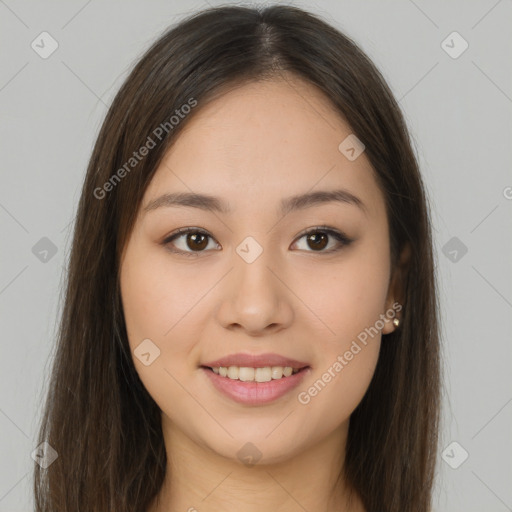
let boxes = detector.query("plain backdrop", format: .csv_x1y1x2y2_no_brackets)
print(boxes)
1,1,511,511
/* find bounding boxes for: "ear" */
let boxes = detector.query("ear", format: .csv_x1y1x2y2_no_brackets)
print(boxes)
381,243,411,335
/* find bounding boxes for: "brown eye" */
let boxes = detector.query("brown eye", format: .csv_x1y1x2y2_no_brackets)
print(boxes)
186,232,209,251
293,227,353,253
305,232,328,251
163,228,219,256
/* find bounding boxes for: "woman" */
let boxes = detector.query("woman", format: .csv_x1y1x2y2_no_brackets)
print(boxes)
34,5,441,511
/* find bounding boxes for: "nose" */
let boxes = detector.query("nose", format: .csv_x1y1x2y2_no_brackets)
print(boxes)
214,248,294,336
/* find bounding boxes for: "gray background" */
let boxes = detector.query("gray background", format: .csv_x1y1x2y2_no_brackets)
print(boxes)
1,0,511,510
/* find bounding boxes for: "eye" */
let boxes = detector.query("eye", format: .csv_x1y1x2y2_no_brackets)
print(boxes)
292,226,353,253
162,225,353,257
162,227,220,257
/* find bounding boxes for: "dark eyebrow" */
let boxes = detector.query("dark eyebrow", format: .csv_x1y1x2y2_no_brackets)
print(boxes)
143,189,367,216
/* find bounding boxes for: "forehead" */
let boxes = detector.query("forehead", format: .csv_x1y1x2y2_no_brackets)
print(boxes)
143,77,385,220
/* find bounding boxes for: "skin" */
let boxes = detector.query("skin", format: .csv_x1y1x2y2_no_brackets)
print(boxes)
120,75,406,512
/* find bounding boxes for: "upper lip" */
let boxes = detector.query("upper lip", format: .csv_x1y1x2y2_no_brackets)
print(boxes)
202,353,310,369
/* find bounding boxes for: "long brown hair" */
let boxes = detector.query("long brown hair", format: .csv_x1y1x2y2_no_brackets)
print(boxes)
33,5,441,511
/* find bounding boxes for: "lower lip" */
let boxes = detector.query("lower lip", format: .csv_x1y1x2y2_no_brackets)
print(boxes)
202,367,311,406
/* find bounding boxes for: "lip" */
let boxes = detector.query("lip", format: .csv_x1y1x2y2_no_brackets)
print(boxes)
202,366,311,406
201,352,310,369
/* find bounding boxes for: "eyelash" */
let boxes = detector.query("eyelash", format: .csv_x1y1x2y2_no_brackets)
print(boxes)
162,225,354,257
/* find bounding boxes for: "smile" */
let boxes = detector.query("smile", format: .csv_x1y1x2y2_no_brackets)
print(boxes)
201,365,310,405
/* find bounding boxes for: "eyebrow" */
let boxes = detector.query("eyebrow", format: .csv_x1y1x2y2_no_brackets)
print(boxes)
143,188,368,216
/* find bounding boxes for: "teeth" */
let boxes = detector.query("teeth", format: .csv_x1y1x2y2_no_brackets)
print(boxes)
271,366,283,379
283,366,293,377
227,366,238,379
255,367,272,382
211,366,300,382
239,367,256,381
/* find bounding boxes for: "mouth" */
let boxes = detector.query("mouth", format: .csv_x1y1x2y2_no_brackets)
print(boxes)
200,364,311,405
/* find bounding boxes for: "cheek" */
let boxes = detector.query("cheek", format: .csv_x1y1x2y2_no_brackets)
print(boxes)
292,246,391,344
120,245,208,349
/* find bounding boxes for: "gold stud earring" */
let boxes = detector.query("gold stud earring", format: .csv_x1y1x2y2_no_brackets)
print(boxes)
392,318,400,328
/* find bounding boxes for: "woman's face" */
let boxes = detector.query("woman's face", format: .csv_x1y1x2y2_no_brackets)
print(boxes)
120,76,400,465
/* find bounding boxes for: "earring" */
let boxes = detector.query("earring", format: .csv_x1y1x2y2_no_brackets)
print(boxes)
392,318,400,328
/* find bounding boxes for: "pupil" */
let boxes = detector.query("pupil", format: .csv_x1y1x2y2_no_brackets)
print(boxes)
188,233,208,250
308,233,327,250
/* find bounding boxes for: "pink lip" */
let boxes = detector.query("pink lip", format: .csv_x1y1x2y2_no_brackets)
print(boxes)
202,366,311,406
201,352,310,369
